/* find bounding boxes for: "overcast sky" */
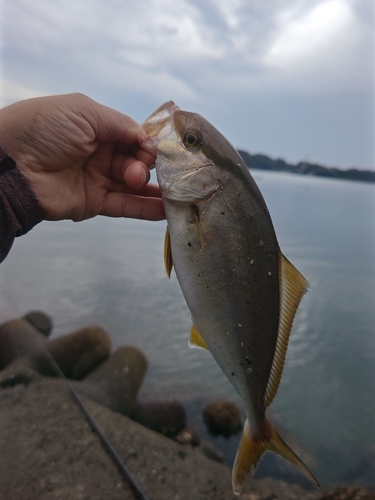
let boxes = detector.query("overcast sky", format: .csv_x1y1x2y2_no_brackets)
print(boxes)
1,0,374,169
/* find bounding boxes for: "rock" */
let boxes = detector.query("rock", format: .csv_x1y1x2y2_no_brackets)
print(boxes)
240,494,261,500
0,368,324,499
0,374,236,500
340,447,375,489
75,346,148,416
23,311,53,336
0,364,41,389
200,441,225,463
25,325,111,379
203,400,242,437
0,317,47,370
132,399,186,437
175,427,201,447
319,487,375,500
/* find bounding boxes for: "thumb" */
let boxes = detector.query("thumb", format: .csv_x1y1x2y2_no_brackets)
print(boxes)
74,94,142,145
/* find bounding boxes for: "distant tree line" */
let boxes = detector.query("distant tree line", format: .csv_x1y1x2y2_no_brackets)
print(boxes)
238,150,375,183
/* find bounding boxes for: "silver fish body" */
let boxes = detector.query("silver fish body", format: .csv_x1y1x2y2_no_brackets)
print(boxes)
142,102,318,494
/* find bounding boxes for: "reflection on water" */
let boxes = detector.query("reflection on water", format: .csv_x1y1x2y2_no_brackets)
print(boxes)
1,171,374,487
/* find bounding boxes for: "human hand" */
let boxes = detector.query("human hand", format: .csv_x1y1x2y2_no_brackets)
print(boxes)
0,93,165,221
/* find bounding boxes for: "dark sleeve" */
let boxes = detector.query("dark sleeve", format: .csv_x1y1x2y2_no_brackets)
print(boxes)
0,147,44,263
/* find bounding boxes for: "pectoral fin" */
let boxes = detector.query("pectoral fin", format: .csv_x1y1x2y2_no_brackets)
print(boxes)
192,205,206,250
264,252,309,408
188,325,209,350
164,226,173,278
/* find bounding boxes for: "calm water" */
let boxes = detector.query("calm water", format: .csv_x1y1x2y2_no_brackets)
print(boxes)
1,170,374,488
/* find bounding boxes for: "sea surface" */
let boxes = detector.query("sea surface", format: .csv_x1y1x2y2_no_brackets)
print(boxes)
1,170,374,488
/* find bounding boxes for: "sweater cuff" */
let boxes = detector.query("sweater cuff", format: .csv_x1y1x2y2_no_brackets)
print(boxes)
0,149,44,262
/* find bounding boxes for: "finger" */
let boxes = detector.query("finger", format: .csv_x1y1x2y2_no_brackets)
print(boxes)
111,180,163,199
123,161,150,191
137,182,162,198
119,143,156,168
101,193,166,220
111,151,155,191
115,142,156,168
110,152,145,184
82,96,142,145
135,148,156,167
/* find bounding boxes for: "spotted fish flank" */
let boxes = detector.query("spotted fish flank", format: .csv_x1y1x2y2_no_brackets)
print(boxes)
141,102,319,495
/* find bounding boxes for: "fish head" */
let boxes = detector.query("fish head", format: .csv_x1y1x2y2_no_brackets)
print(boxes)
141,101,179,156
141,102,236,204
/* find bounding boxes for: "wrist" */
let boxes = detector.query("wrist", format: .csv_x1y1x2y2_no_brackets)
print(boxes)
0,151,44,261
0,145,8,162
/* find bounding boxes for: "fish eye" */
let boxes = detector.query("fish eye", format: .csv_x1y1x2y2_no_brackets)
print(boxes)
184,132,201,148
187,134,196,144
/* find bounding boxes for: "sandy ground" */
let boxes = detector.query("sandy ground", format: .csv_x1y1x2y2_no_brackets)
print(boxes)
0,366,324,500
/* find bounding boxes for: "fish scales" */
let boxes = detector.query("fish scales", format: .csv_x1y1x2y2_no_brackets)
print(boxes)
165,169,279,422
141,102,319,495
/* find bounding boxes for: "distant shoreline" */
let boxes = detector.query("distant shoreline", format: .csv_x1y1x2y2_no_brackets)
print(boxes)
238,150,375,183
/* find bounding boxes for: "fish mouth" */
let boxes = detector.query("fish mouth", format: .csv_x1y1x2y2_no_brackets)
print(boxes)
140,101,179,155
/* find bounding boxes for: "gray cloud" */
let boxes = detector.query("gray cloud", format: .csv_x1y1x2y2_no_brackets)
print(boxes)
1,0,374,168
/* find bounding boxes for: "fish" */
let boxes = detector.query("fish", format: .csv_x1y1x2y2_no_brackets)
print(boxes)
141,102,319,495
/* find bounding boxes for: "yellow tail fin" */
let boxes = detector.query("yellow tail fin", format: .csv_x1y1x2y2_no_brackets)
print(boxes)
232,419,319,495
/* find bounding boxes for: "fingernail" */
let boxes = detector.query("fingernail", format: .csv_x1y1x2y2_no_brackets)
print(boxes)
140,167,147,187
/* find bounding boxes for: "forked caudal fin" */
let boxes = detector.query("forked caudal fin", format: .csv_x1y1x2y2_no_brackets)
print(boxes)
232,419,319,495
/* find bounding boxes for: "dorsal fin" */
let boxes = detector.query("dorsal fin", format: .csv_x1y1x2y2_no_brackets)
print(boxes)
264,252,309,408
188,325,209,350
164,226,173,278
